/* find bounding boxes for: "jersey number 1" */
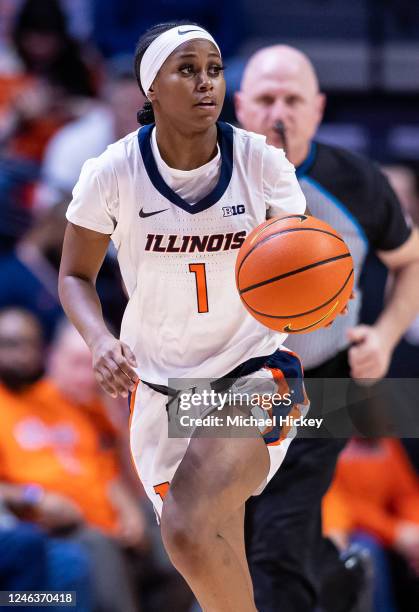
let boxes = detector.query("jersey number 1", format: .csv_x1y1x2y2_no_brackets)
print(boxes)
189,263,209,313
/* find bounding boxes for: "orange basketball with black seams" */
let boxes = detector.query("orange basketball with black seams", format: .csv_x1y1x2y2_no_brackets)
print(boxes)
235,215,354,334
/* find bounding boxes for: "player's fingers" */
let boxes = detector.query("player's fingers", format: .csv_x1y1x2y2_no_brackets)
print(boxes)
116,366,138,391
107,359,135,397
121,343,138,368
95,367,119,398
113,354,138,386
94,350,133,397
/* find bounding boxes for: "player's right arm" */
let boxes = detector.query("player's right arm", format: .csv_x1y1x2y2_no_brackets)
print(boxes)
59,222,138,398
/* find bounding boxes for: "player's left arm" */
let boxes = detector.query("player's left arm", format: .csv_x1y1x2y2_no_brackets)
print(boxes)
348,225,419,380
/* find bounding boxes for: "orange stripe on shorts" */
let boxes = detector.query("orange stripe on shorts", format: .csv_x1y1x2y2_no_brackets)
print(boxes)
128,380,141,479
264,366,296,446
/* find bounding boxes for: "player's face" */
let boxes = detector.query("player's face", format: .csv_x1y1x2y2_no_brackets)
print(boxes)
149,40,225,131
235,62,324,163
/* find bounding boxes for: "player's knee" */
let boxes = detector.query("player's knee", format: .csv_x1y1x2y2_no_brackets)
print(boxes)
161,495,209,569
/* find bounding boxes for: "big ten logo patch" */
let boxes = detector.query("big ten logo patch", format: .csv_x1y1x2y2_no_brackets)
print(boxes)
222,205,245,217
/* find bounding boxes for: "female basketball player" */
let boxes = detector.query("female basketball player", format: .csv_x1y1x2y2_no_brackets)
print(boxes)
59,22,308,611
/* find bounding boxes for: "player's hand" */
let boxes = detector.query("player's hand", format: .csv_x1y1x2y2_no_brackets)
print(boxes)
91,334,139,399
325,291,355,327
339,291,355,317
35,492,84,530
347,324,391,383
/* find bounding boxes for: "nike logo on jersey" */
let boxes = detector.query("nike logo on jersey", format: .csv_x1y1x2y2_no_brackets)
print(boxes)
178,28,203,35
145,231,247,253
139,207,169,218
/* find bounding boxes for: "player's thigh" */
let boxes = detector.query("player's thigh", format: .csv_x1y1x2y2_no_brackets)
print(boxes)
168,428,270,523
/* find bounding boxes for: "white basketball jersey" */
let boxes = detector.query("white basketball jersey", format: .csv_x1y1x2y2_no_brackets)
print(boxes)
67,122,306,384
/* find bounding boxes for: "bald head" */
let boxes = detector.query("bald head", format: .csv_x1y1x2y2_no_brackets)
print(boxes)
0,308,42,340
48,319,98,405
235,44,325,165
241,45,319,96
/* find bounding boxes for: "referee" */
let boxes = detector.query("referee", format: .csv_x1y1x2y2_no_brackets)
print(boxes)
235,45,419,611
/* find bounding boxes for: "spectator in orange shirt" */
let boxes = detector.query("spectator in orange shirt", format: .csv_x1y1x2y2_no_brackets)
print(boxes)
0,307,143,611
48,317,149,543
0,310,143,538
323,437,419,612
0,307,194,612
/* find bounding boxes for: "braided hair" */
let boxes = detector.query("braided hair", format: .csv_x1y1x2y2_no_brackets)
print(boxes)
134,20,200,125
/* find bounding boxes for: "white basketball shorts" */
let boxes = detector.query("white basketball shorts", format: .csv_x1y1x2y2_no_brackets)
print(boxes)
129,348,309,518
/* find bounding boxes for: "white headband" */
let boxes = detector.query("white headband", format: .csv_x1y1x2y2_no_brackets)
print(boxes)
140,25,221,96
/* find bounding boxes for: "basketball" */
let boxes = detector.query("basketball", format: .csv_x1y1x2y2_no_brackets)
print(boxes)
235,215,354,334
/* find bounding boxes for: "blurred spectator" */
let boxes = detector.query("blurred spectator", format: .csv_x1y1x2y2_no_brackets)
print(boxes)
92,0,244,59
60,0,93,42
1,0,99,160
0,308,193,611
1,500,49,594
0,520,92,612
0,308,141,611
38,58,144,204
323,437,419,612
0,154,39,252
0,311,92,609
47,318,147,543
0,200,126,341
0,203,65,340
0,520,48,590
0,0,101,250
